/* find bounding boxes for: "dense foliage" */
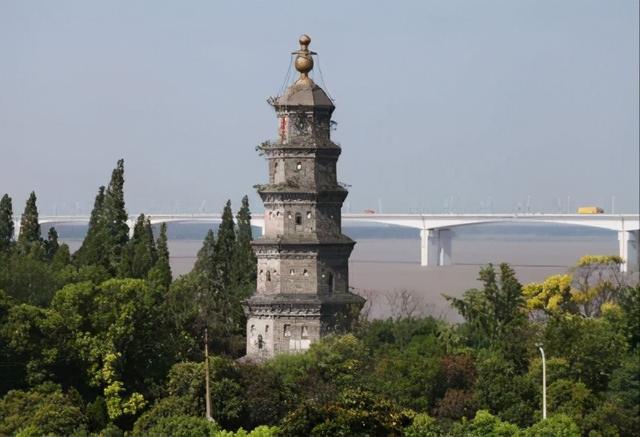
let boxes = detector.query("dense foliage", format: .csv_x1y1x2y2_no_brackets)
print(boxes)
1,161,638,436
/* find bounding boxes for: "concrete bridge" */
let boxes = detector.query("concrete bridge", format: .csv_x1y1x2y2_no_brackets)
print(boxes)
27,213,640,272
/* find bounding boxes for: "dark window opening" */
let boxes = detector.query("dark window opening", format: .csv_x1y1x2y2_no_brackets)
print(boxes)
295,213,302,225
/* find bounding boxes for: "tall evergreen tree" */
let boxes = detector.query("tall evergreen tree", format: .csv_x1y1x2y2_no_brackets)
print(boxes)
148,222,172,290
234,195,256,293
17,191,41,248
44,227,60,260
119,214,156,279
75,186,106,266
102,159,129,274
0,194,14,252
193,229,217,284
215,200,236,291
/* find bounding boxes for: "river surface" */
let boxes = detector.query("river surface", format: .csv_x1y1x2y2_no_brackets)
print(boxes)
59,222,620,321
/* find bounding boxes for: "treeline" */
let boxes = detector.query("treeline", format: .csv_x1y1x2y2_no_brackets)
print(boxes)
1,160,639,436
0,160,259,435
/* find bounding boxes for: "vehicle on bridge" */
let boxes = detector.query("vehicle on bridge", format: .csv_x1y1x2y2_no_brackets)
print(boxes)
578,206,604,214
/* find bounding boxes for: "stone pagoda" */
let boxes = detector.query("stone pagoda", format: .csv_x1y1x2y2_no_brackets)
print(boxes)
243,35,364,360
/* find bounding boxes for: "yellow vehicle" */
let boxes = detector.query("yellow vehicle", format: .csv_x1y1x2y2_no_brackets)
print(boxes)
578,206,604,214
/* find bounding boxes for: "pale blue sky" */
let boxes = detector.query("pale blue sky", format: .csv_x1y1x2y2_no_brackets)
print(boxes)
1,0,638,215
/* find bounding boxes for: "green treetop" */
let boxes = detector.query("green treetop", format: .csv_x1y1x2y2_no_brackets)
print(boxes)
214,200,236,292
17,191,41,249
148,222,172,290
44,227,59,260
234,195,256,293
0,194,14,252
120,214,157,279
446,263,530,367
102,159,129,273
74,186,106,267
194,229,216,283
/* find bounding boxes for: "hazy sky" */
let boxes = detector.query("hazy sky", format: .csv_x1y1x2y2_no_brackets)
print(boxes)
1,0,638,216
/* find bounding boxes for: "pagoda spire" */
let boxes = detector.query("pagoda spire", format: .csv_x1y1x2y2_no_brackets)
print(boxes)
292,34,316,84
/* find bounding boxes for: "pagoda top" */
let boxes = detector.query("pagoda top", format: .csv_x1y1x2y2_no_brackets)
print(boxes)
275,35,334,109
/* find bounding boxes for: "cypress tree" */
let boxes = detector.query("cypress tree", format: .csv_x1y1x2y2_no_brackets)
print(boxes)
0,194,14,252
103,159,129,274
44,227,60,260
18,191,41,249
214,200,236,291
234,195,256,292
75,186,106,266
148,222,172,290
120,214,156,279
194,229,217,283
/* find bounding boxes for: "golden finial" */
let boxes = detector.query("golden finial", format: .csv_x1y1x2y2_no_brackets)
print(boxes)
293,34,316,84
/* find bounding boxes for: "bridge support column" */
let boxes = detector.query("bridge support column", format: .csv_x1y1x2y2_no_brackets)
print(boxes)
127,219,135,239
619,230,639,273
420,228,452,267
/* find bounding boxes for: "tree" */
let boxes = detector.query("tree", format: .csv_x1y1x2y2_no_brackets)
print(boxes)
445,264,531,367
524,256,630,318
142,415,219,437
75,186,106,267
49,278,181,421
404,413,443,437
521,414,580,437
451,410,521,437
148,222,172,290
44,227,59,260
194,230,217,285
474,350,538,426
0,194,14,252
234,195,256,293
215,200,236,291
119,214,157,279
0,382,87,436
544,315,626,392
17,191,41,249
102,159,129,274
280,387,412,436
0,253,58,305
571,255,626,317
523,274,575,317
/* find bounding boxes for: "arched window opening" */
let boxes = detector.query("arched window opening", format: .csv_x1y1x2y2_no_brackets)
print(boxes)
284,324,291,337
303,269,309,277
306,211,311,219
257,334,264,349
322,271,334,293
295,213,302,225
266,271,271,282
296,162,302,171
289,269,295,275
301,326,309,338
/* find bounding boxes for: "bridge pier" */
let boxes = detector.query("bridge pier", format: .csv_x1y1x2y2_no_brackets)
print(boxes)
619,230,639,273
127,219,135,238
420,228,451,267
